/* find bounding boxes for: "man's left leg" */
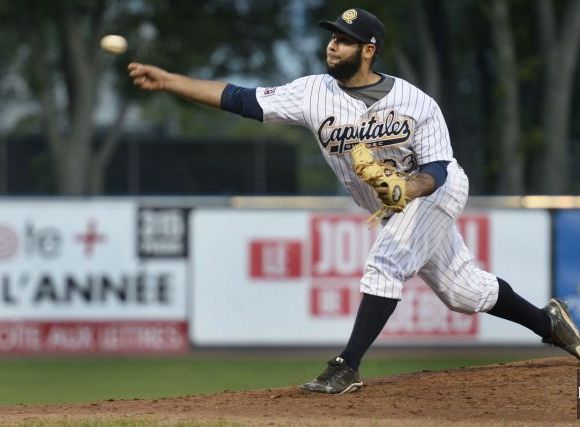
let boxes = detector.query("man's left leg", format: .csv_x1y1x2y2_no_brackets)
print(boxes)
301,293,397,394
302,190,458,395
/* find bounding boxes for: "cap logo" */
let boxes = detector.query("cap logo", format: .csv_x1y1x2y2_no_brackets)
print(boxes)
341,9,358,24
370,36,377,44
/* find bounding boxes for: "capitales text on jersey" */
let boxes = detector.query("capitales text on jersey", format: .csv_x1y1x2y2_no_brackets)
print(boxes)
317,111,414,154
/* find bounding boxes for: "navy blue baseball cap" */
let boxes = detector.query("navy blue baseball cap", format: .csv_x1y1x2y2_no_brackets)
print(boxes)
318,8,386,49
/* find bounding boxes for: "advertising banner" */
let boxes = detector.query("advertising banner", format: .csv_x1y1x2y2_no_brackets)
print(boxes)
554,210,580,324
190,209,550,345
0,201,189,353
0,321,187,354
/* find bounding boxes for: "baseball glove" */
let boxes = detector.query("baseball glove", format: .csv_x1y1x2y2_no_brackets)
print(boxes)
351,143,409,222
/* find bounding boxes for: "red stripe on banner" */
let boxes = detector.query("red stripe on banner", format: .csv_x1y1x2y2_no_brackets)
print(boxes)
310,215,379,278
0,321,188,354
457,215,490,271
249,240,302,279
310,286,352,317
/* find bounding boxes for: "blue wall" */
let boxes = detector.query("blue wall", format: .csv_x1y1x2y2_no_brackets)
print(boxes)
554,210,580,324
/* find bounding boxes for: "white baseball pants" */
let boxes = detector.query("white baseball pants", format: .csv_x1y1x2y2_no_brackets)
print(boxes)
360,160,499,314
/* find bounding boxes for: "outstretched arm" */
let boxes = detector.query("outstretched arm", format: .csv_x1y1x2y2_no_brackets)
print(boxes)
128,62,227,108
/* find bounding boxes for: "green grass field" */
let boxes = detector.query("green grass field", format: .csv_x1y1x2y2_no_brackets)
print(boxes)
0,353,533,405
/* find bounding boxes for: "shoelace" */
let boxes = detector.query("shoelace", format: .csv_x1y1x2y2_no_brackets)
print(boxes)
317,361,346,381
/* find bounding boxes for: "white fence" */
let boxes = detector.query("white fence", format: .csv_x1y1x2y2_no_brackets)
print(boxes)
0,196,570,353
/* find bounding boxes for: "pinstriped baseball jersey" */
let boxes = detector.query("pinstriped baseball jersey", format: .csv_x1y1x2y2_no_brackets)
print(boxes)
256,73,499,312
256,74,452,216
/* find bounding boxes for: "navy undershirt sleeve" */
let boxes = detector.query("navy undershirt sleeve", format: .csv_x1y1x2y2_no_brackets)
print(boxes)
220,84,263,122
419,161,450,190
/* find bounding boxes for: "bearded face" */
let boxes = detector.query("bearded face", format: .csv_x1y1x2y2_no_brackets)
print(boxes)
326,44,363,81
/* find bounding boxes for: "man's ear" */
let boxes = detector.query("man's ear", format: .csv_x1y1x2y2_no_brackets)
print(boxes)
363,44,376,60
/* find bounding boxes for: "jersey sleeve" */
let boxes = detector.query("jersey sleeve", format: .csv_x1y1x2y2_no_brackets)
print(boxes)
413,99,454,165
255,76,310,126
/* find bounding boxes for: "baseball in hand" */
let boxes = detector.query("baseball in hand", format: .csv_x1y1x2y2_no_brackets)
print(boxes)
100,35,127,55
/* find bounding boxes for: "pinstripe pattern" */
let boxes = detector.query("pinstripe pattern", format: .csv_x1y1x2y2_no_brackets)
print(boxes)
419,225,499,313
257,74,452,214
361,162,499,312
256,74,499,314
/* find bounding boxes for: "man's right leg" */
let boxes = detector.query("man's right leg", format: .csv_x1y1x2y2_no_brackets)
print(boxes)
419,225,580,359
488,278,580,358
487,277,551,338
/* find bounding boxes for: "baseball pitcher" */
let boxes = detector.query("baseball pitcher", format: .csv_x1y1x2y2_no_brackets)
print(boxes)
129,8,580,394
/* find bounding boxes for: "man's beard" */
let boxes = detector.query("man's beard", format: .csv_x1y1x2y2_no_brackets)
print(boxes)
326,46,363,81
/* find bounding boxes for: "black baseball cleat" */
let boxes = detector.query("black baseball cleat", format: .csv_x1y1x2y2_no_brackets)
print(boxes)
301,357,362,394
542,298,580,359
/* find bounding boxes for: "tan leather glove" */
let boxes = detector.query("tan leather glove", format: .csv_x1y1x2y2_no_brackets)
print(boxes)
351,143,409,219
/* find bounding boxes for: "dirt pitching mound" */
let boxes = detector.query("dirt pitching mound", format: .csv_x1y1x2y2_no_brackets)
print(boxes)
1,357,578,426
